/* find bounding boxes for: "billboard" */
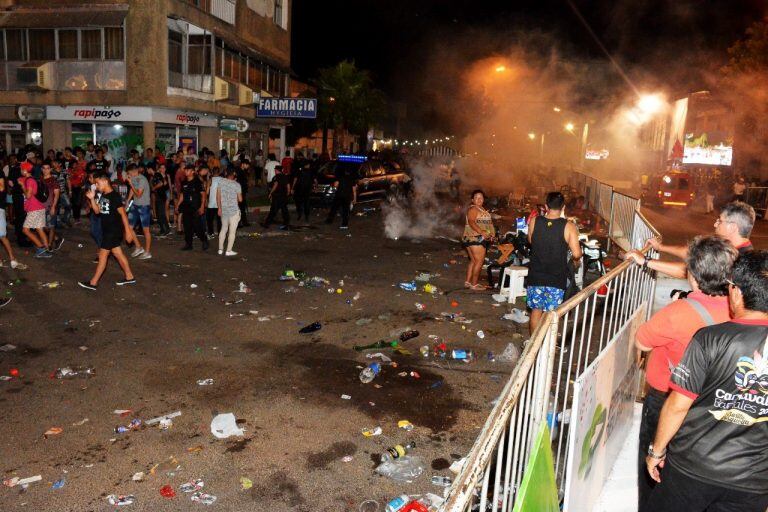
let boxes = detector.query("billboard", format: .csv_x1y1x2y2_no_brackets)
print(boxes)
683,131,733,166
585,148,609,160
257,98,318,119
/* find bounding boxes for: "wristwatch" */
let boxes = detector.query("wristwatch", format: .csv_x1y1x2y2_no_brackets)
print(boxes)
647,444,666,459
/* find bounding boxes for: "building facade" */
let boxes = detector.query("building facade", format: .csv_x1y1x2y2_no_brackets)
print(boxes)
0,0,292,160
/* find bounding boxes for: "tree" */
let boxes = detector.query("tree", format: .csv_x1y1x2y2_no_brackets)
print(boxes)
317,61,387,155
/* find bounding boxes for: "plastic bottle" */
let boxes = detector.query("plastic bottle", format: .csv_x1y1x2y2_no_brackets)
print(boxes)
381,441,416,462
385,495,411,512
431,475,452,487
359,362,381,383
450,349,474,361
54,366,95,379
399,281,417,291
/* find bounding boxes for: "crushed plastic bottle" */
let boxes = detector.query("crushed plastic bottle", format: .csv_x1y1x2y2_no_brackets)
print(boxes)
279,269,297,281
190,491,217,505
179,479,204,493
375,455,425,483
299,322,322,334
107,494,136,506
449,349,474,362
359,362,381,384
386,495,411,512
197,379,214,386
382,441,416,463
431,475,452,487
114,419,141,434
399,281,417,291
40,281,61,289
54,366,95,379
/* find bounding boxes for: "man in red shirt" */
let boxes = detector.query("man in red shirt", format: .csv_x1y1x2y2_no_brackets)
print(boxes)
628,235,737,508
280,150,293,176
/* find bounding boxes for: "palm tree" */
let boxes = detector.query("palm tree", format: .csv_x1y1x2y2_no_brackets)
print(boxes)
317,61,387,155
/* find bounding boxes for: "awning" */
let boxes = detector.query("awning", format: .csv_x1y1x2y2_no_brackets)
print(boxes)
0,4,129,28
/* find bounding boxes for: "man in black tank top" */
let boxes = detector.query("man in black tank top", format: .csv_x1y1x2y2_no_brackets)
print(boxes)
526,192,582,333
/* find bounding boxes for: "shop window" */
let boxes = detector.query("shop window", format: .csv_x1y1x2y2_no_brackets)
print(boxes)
29,29,55,60
81,29,102,59
104,27,124,60
58,30,78,59
4,29,27,61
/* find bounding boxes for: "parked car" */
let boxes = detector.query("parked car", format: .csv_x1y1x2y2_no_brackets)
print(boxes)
310,155,411,207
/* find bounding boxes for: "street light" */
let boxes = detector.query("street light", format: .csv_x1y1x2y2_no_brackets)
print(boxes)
637,93,663,115
527,132,536,140
495,65,507,73
565,122,575,132
553,106,561,112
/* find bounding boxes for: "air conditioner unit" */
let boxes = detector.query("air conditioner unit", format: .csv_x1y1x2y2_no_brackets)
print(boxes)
213,76,229,101
16,62,55,90
238,84,253,106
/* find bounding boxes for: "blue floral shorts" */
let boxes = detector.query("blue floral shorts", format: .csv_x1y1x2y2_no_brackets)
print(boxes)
526,286,565,312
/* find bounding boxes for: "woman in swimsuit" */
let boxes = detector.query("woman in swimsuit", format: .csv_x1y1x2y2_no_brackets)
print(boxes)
462,189,495,290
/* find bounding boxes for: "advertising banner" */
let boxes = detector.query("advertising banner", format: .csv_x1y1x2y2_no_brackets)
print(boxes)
562,306,645,512
256,98,317,119
513,424,560,512
47,106,218,127
667,98,688,161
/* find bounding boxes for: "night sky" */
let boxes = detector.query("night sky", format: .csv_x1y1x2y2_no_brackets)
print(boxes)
292,0,766,135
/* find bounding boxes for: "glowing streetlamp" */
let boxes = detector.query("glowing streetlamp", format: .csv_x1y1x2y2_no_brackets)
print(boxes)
565,122,575,132
553,106,561,112
637,94,663,115
527,132,536,140
495,65,507,73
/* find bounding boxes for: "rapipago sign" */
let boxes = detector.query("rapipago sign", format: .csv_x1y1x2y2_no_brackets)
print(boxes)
256,98,317,119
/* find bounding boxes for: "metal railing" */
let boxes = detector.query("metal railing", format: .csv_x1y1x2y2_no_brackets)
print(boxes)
441,176,658,512
745,186,768,218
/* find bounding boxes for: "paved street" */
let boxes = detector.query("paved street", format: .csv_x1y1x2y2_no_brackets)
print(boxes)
0,210,522,512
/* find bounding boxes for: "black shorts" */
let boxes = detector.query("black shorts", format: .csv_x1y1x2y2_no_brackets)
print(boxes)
462,235,489,249
99,232,122,250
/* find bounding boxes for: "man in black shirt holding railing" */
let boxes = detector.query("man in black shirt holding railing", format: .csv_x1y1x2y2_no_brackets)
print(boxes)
643,251,768,512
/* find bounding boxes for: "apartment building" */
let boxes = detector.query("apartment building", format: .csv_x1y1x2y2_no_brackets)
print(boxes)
0,0,292,160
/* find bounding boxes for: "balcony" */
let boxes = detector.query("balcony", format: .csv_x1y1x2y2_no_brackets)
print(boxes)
169,71,213,94
183,0,237,24
0,61,126,91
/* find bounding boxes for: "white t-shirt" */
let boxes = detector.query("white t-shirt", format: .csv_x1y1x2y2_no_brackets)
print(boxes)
208,176,223,208
265,161,279,182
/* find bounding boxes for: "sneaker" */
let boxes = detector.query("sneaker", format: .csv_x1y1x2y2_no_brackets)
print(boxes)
138,252,152,260
0,297,12,308
130,247,145,258
116,278,136,286
217,250,223,255
53,237,65,251
78,281,97,291
225,250,238,257
34,248,52,259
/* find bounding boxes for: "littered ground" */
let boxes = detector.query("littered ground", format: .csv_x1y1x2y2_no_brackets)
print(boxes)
0,208,526,512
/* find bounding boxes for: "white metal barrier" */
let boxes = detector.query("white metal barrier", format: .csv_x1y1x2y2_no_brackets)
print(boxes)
440,177,659,512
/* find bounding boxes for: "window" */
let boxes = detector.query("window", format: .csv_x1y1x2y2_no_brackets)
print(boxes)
104,27,124,60
188,34,211,75
248,58,262,88
274,0,284,28
80,29,102,59
28,29,55,60
5,29,26,61
168,29,183,74
58,30,78,59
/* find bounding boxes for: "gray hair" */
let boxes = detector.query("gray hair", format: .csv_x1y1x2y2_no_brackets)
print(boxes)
686,235,738,296
721,201,756,238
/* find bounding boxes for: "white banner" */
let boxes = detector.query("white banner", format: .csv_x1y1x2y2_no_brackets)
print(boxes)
563,306,645,512
46,106,219,127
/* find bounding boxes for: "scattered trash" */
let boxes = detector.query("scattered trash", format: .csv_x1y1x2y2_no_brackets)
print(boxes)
503,308,529,324
179,479,204,493
398,281,417,292
210,413,244,439
229,313,245,318
398,420,414,431
235,282,251,293
382,442,416,462
44,427,63,437
158,418,174,430
386,495,411,512
341,394,352,400
9,368,18,378
54,366,95,379
353,292,361,301
497,343,520,364
149,456,180,476
131,472,145,482
0,344,16,351
114,419,141,434
449,457,466,474
197,379,214,386
187,445,204,454
354,330,419,352
190,284,198,289
376,455,424,483
422,283,437,294
429,380,444,390
342,455,354,463
114,410,132,416
51,478,66,490
240,477,253,490
414,303,426,311
420,346,430,358
107,494,136,506
449,349,475,362
72,418,90,426
79,345,89,351
366,352,392,363
361,426,383,437
3,475,42,488
359,362,381,383
160,485,177,499
146,411,182,426
431,475,452,487
224,299,243,306
355,318,373,326
40,281,61,289
476,330,485,339
299,321,322,334
360,499,380,512
492,293,506,303
190,491,217,505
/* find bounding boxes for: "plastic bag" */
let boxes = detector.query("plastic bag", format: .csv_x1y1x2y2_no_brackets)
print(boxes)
375,455,424,483
210,413,244,439
497,343,520,364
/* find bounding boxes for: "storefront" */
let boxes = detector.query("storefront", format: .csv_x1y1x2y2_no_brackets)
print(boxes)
0,122,32,153
46,105,219,162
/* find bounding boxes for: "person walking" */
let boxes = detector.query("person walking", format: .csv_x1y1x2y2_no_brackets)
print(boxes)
206,166,223,236
262,165,291,229
0,170,20,269
151,163,171,236
625,235,736,509
324,162,358,229
78,173,135,290
19,162,51,258
732,176,746,202
461,189,495,290
236,159,251,227
292,158,315,223
126,163,153,260
643,250,768,512
41,162,63,251
526,191,582,333
704,180,716,214
217,168,243,256
264,153,279,188
179,165,208,251
69,149,87,224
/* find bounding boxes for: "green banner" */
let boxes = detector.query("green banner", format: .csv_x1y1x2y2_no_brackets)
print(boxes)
72,132,94,151
512,424,559,512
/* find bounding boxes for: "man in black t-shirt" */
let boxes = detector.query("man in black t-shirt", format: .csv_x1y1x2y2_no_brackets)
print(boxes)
292,158,315,224
262,165,291,229
644,251,768,512
78,174,135,291
325,163,359,229
179,165,208,250
236,159,251,227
